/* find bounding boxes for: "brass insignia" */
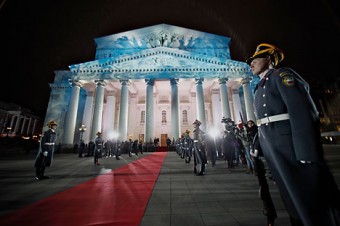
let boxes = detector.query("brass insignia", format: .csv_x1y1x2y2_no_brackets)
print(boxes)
279,71,291,77
282,75,295,86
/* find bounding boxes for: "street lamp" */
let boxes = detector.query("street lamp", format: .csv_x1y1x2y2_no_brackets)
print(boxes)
79,124,86,143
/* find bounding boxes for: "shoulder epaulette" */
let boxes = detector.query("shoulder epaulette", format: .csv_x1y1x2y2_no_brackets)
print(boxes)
278,68,295,86
278,68,294,78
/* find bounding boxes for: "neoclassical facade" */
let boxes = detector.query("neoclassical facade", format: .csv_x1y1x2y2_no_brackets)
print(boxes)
45,24,258,146
0,101,40,138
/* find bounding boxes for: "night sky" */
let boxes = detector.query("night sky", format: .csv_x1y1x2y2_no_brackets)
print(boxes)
0,0,339,117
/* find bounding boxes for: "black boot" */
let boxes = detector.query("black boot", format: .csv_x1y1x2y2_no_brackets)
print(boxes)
267,217,275,226
35,167,40,180
39,167,49,180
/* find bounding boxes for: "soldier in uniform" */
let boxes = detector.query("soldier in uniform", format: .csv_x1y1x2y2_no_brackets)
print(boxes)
78,140,85,157
94,132,103,165
113,139,121,160
247,43,340,225
221,117,237,168
179,133,185,159
192,119,207,175
34,120,57,180
182,130,193,163
166,137,172,151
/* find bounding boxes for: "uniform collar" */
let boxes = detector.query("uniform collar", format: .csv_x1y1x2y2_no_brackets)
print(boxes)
258,69,275,87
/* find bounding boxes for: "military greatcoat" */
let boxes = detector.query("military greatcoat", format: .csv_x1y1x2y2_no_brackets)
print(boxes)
34,129,57,168
94,136,103,158
193,127,207,173
254,68,340,225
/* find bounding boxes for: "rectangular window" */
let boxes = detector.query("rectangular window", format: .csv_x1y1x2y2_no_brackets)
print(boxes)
140,110,145,124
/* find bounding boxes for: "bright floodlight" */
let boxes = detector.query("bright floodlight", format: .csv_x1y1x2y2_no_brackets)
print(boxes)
208,127,220,139
108,131,119,139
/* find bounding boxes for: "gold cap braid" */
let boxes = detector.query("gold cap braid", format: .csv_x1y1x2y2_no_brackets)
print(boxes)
246,43,284,67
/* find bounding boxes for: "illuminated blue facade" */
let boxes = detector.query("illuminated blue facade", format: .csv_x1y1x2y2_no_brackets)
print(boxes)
45,24,255,146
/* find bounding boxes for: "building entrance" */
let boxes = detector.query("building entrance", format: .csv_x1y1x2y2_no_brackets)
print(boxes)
160,134,168,147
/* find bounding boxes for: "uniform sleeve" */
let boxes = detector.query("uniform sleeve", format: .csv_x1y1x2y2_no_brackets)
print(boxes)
253,133,260,150
274,69,323,162
40,131,48,152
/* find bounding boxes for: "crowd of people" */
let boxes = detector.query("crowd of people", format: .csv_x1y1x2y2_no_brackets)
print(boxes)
78,135,145,165
174,118,254,173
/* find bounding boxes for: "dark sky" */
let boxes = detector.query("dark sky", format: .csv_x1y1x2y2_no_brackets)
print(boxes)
0,0,339,117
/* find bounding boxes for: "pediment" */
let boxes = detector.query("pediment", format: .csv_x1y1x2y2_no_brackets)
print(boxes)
71,47,224,70
94,24,231,60
69,47,250,80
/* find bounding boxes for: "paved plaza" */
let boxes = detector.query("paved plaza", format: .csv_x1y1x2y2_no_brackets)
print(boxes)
0,144,339,226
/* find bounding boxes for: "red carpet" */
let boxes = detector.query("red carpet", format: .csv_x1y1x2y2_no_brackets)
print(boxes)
0,152,167,226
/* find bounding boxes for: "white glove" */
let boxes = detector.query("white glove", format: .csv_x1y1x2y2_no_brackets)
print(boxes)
43,151,48,157
250,149,258,157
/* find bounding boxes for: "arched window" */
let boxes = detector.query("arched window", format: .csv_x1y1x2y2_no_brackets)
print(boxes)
162,110,167,123
140,110,145,123
182,110,188,123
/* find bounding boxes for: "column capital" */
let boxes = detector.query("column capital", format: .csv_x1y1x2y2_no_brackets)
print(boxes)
68,79,82,87
94,79,107,87
170,78,179,86
120,79,130,86
241,76,252,85
145,79,154,86
195,78,204,85
218,77,228,85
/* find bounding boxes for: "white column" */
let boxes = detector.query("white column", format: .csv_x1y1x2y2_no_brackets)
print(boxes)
219,78,232,119
170,78,180,140
82,91,94,144
20,116,27,134
32,119,37,136
232,88,242,123
195,78,206,131
103,90,116,140
63,80,82,145
26,118,32,135
242,77,256,122
118,80,129,141
211,89,223,131
90,80,106,141
127,94,137,140
14,115,21,134
145,79,154,143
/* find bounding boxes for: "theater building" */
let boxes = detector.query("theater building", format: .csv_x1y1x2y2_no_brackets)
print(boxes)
44,24,257,147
